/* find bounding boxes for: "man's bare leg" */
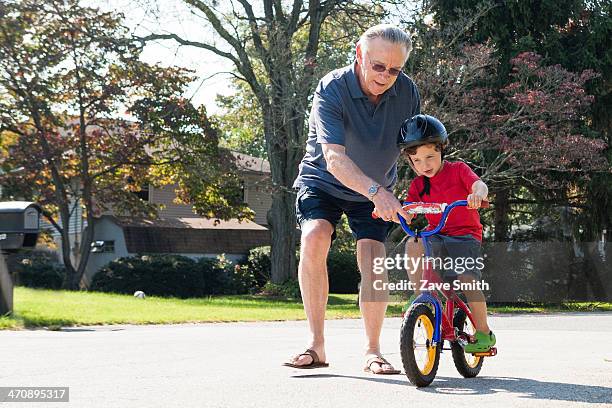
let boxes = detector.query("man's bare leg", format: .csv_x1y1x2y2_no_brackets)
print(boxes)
289,219,333,366
357,238,398,373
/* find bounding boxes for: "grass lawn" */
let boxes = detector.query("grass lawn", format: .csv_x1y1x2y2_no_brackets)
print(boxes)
0,287,368,330
1,287,611,330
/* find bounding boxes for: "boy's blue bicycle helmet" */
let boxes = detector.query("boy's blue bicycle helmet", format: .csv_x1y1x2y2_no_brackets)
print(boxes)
398,114,448,148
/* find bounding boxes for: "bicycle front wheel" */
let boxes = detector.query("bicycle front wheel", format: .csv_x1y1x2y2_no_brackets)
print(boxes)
400,304,441,387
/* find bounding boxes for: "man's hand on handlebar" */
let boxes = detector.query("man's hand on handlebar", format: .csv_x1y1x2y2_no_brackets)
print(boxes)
371,189,412,223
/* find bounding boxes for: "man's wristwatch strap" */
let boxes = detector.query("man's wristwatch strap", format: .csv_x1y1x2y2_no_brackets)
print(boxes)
368,183,381,201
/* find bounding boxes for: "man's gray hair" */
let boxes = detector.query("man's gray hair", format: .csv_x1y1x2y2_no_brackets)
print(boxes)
358,24,413,55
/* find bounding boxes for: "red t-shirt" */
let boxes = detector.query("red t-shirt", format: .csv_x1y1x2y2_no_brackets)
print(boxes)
406,161,483,241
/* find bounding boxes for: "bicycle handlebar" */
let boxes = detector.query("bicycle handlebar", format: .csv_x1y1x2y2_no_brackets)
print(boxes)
398,199,489,238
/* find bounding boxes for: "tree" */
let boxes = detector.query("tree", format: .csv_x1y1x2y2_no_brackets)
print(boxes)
140,0,390,283
214,7,379,158
0,0,249,289
421,0,612,241
401,3,609,300
215,80,267,159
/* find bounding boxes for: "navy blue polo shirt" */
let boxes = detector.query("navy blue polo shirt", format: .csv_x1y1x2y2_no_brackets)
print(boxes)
293,61,421,202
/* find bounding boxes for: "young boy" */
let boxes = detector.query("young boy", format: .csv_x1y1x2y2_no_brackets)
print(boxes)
399,114,495,353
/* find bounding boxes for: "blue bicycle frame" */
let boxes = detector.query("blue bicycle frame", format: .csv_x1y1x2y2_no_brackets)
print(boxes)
398,199,472,345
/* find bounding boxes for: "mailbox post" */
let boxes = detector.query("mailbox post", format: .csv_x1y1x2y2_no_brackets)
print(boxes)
0,202,41,315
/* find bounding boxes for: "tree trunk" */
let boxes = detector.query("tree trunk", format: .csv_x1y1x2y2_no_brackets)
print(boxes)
268,188,297,283
582,241,608,301
262,99,303,283
59,209,78,289
74,210,94,289
494,188,510,241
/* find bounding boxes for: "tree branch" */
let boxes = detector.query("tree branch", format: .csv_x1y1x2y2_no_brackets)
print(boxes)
180,0,265,99
136,32,239,65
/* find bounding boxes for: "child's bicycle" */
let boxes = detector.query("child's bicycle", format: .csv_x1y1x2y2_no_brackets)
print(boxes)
397,199,497,387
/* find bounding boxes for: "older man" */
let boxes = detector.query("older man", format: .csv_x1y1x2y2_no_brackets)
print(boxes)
285,24,420,374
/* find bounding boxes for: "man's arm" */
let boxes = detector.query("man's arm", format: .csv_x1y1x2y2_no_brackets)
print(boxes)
322,143,410,223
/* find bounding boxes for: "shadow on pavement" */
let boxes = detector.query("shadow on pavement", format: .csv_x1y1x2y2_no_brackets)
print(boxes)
291,373,406,386
291,374,612,404
421,376,612,404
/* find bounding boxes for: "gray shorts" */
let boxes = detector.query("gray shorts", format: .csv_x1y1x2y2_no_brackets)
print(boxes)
425,234,483,280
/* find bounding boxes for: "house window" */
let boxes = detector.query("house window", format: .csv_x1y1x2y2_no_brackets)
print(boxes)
241,180,248,204
127,177,149,202
134,187,150,202
91,240,115,253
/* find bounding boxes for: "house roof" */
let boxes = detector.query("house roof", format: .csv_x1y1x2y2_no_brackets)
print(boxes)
232,152,270,174
96,215,270,254
60,119,271,175
110,216,268,230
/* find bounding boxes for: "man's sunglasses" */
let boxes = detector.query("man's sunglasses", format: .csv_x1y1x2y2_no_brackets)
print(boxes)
368,56,402,76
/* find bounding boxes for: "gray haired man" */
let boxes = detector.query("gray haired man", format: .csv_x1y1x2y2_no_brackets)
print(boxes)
285,24,420,374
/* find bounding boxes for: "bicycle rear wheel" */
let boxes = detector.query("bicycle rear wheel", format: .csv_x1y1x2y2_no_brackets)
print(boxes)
451,308,484,377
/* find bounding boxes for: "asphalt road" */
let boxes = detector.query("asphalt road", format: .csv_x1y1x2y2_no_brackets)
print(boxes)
1,313,611,407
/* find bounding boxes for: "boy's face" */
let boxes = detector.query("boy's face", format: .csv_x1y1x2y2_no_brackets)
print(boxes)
408,143,443,177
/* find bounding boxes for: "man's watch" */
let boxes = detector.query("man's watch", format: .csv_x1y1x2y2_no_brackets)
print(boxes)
368,183,381,201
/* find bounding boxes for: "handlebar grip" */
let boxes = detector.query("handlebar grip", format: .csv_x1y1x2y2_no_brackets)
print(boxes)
374,200,490,219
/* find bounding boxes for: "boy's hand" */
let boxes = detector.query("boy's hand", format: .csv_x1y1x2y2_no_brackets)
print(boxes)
467,192,487,209
468,180,489,209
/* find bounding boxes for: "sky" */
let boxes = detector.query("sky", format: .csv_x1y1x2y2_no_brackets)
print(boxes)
94,0,237,115
90,1,413,115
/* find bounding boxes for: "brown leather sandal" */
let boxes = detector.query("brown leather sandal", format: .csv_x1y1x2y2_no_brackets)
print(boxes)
364,356,401,375
283,349,329,369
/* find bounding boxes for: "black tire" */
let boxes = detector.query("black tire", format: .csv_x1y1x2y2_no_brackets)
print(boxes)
400,304,441,387
451,308,484,378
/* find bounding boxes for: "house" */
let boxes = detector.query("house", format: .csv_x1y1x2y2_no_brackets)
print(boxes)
150,152,272,226
38,151,273,285
83,215,270,286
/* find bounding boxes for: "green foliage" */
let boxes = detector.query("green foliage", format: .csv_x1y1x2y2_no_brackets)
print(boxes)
216,82,267,159
327,249,360,294
14,257,66,290
258,279,302,299
241,242,359,295
213,7,381,161
241,246,272,287
0,0,250,289
413,0,612,244
90,254,257,298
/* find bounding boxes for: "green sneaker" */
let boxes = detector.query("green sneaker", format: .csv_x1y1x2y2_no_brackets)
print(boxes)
463,331,496,354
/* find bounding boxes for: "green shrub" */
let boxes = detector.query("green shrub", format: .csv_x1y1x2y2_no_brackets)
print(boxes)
199,254,258,295
230,263,260,294
91,254,205,298
243,245,359,295
327,249,360,294
243,246,271,287
14,256,66,289
91,254,260,297
258,279,301,298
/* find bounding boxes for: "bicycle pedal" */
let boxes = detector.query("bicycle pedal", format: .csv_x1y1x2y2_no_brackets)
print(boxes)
472,347,497,357
457,331,476,344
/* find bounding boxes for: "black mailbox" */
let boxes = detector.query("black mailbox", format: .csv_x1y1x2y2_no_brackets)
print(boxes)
0,202,41,315
0,201,41,251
